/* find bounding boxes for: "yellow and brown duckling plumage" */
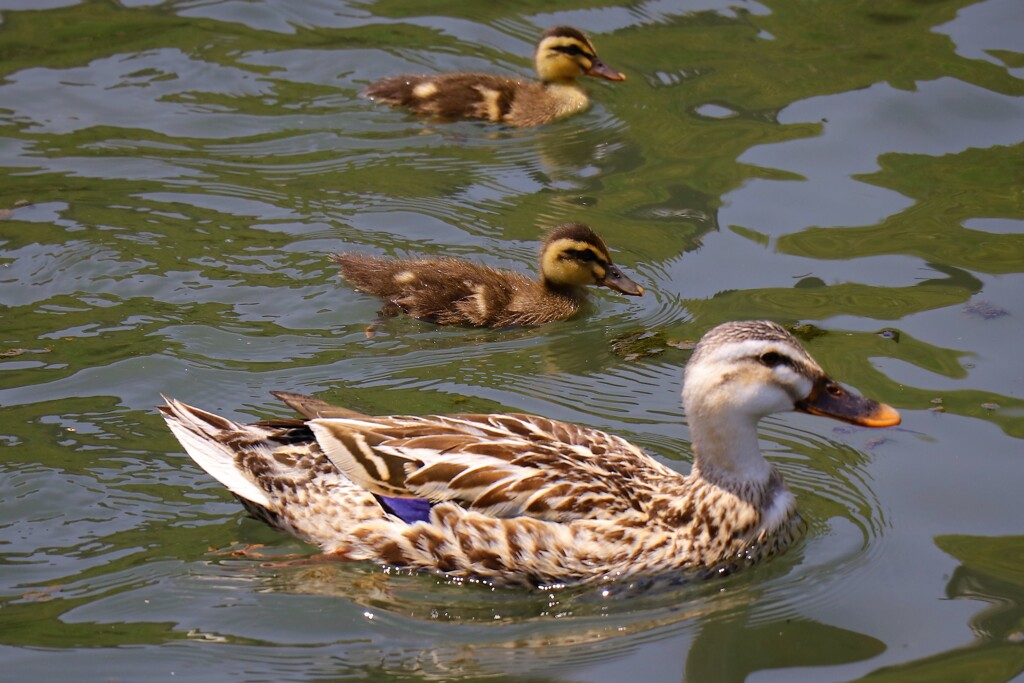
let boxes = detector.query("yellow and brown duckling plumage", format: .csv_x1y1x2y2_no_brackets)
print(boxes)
160,321,901,587
364,26,625,127
331,223,643,327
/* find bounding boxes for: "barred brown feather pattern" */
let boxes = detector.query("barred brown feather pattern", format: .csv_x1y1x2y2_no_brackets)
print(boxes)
161,319,903,585
312,411,677,523
307,410,801,583
163,396,801,584
163,375,817,586
160,400,390,547
333,484,799,586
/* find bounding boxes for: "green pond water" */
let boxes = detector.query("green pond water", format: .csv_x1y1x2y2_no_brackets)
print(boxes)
1,0,1023,681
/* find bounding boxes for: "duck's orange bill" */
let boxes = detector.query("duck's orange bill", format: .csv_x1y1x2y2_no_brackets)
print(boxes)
795,378,901,428
586,58,626,82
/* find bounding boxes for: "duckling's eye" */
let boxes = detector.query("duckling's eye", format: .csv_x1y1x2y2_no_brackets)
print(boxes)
759,351,783,367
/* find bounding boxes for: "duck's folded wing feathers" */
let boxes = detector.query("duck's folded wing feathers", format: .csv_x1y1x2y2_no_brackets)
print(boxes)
308,413,669,522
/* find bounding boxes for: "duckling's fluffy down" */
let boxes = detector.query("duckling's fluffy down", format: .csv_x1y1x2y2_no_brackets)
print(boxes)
331,253,581,327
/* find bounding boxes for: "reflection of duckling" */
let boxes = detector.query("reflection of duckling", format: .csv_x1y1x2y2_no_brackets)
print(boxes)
161,321,900,587
331,223,643,327
364,26,625,127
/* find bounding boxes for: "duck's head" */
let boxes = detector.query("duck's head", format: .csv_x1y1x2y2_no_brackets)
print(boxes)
539,223,644,296
683,320,901,429
534,26,626,84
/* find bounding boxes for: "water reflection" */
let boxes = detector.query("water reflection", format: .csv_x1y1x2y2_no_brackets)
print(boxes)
187,553,887,681
1,0,1023,680
779,144,1024,276
848,535,1024,682
687,614,884,682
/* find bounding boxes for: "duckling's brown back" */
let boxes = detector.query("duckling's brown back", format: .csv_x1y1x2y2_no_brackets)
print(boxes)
365,73,524,123
332,253,424,299
332,253,533,326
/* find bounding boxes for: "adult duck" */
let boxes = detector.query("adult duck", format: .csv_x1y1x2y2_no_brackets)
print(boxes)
160,321,900,586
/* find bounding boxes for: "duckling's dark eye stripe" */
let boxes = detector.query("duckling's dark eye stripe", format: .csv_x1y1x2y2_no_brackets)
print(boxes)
552,45,593,58
562,248,606,265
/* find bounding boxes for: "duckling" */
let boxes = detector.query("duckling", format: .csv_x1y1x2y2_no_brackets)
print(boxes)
160,320,900,587
364,25,625,127
331,223,643,327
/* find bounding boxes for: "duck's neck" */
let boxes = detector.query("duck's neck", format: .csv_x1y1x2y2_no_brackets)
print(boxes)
541,76,579,86
540,277,587,301
538,82,590,119
688,406,774,490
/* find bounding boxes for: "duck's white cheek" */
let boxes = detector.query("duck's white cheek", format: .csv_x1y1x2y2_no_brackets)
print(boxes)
729,366,810,415
750,384,795,415
775,367,813,401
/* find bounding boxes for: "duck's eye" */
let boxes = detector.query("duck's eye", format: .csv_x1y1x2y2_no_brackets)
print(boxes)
826,382,844,397
759,351,783,367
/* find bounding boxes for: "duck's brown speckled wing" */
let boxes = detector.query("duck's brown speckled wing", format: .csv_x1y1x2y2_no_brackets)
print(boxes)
308,412,678,523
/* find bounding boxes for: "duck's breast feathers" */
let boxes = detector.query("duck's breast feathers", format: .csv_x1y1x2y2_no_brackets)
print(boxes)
308,412,672,523
364,73,523,122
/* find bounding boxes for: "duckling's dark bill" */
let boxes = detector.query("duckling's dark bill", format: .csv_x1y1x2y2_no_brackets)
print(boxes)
600,264,644,296
586,58,626,81
795,378,901,428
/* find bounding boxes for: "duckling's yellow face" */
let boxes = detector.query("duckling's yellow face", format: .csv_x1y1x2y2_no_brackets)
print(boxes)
534,27,626,83
540,235,643,295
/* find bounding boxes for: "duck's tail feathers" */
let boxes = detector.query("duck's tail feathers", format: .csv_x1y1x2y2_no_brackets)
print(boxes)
159,396,273,509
